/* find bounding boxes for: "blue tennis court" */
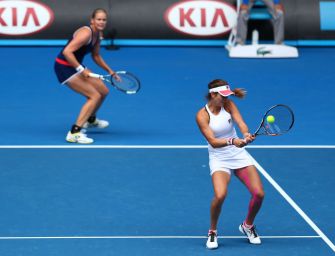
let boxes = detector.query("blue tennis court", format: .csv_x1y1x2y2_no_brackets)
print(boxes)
1,46,335,145
0,46,334,255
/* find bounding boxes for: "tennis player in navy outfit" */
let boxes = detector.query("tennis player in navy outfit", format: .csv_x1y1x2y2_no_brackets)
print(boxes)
54,8,119,144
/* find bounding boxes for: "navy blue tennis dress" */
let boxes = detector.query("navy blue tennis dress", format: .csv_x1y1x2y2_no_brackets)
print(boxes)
54,26,99,84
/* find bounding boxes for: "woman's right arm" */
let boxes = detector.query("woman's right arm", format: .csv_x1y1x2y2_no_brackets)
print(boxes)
196,108,232,148
62,27,91,73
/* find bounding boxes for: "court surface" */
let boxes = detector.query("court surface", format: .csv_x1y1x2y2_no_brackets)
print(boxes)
0,46,334,255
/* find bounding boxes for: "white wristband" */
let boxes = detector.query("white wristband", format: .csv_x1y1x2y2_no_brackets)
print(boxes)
76,65,85,73
226,138,233,146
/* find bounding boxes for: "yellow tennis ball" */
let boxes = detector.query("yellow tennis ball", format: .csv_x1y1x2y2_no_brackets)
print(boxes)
267,115,275,123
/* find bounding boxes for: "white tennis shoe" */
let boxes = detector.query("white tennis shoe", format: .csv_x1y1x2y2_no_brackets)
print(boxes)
66,131,94,144
83,118,109,129
206,230,218,249
239,223,261,244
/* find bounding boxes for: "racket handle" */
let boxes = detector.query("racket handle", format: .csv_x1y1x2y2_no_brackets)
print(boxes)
242,138,250,146
88,73,102,79
243,135,256,144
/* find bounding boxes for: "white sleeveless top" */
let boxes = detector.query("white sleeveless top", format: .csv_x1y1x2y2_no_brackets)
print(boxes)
205,104,253,171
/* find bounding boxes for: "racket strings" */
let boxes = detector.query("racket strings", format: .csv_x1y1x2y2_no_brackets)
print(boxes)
265,106,294,135
112,74,140,92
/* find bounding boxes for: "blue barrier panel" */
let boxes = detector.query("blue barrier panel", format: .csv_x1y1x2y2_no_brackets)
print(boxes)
320,2,335,30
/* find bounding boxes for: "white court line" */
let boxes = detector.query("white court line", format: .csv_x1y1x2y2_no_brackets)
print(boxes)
250,155,335,253
0,145,335,149
0,235,321,240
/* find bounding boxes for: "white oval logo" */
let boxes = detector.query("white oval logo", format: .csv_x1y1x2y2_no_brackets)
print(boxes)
0,0,54,36
165,0,237,37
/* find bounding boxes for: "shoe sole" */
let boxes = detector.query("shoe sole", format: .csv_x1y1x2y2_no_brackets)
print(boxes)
84,126,109,129
206,245,218,250
83,124,109,129
66,139,93,144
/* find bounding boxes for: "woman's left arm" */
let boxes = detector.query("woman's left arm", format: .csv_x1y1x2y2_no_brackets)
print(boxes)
91,39,115,75
228,100,254,143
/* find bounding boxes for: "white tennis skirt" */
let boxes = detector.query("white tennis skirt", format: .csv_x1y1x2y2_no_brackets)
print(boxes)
208,146,254,175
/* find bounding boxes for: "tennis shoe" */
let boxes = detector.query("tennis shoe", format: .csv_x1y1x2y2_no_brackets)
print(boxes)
239,223,261,244
66,131,93,144
206,230,218,249
83,118,109,129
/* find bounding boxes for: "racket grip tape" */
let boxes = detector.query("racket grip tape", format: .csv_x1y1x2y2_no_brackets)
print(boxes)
88,73,102,79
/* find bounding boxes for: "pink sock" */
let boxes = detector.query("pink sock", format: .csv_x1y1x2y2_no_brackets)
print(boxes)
208,230,217,235
243,221,254,229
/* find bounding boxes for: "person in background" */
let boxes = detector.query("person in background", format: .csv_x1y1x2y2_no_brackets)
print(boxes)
54,8,120,144
196,79,265,249
236,0,284,45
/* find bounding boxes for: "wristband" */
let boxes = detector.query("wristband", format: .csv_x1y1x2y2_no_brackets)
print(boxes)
76,65,85,73
226,138,233,146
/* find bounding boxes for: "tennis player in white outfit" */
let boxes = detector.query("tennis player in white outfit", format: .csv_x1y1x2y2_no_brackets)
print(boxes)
196,79,264,249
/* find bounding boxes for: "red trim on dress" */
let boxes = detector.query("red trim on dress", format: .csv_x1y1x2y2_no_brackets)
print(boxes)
55,58,72,67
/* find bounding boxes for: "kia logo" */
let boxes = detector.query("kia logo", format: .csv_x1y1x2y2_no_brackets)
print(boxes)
0,0,54,36
165,0,237,37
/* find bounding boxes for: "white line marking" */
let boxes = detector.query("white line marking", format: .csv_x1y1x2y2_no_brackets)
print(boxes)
0,235,321,240
0,145,334,149
250,155,335,252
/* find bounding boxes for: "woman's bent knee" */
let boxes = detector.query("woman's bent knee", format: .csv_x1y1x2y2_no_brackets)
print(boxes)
253,190,265,200
89,92,102,102
101,86,109,97
214,192,227,204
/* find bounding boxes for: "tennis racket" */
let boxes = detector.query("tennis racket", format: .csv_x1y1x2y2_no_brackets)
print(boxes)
89,71,140,94
253,104,294,136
